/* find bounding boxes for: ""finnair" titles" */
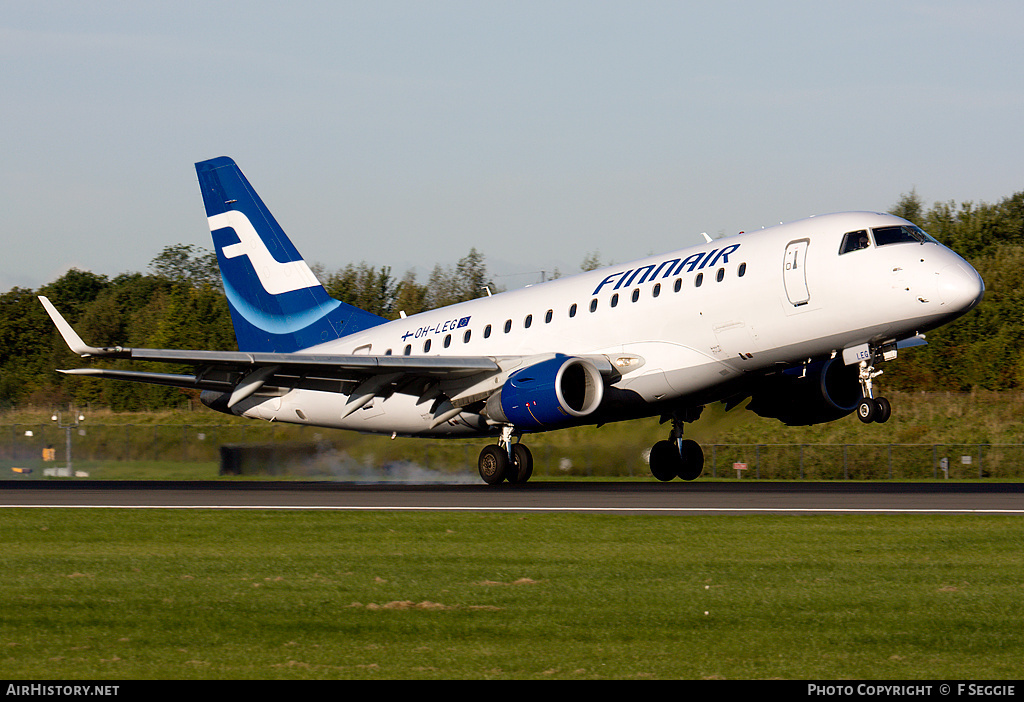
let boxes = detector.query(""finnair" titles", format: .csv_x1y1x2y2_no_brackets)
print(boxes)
592,244,742,295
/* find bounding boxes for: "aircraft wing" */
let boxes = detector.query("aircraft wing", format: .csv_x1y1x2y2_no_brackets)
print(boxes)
41,296,629,428
40,296,504,416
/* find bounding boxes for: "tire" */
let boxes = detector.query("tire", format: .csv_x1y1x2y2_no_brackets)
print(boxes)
857,399,876,424
677,439,704,481
508,444,534,484
478,445,509,485
649,440,681,482
873,396,891,423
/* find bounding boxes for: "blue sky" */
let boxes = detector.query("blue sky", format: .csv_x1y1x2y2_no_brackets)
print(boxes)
3,1,1022,291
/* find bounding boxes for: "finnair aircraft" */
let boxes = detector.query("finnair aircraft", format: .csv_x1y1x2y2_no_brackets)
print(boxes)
41,157,985,484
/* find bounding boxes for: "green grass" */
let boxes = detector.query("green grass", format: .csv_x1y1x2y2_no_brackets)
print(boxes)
6,390,1024,481
1,509,1022,679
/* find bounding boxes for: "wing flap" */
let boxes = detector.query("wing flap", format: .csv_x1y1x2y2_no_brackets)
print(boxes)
59,368,227,390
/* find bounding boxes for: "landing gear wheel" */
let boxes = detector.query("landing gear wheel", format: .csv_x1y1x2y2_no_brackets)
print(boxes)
649,440,679,482
873,396,891,423
857,398,876,423
507,443,534,484
677,439,704,481
478,445,509,485
649,440,705,481
857,397,892,424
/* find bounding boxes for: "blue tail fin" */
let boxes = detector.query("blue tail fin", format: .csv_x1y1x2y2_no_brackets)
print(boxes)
195,157,387,353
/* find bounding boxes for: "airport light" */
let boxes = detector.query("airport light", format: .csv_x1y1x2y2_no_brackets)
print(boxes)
51,407,85,478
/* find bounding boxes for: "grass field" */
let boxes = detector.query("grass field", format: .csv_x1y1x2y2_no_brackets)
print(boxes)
1,509,1022,680
5,390,1024,481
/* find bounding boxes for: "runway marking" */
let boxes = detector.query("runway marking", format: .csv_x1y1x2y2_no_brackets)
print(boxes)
3,505,1024,514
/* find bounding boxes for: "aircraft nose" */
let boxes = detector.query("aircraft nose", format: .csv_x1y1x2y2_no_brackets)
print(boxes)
937,262,985,312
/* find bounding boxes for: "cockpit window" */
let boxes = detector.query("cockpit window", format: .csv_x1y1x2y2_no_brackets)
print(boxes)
872,225,938,247
839,230,870,255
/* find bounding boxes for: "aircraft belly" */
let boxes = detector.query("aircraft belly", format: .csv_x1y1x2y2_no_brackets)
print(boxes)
617,341,731,400
261,389,487,437
661,361,737,397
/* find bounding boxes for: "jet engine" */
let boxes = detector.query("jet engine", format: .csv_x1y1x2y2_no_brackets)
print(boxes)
746,357,862,426
484,355,604,429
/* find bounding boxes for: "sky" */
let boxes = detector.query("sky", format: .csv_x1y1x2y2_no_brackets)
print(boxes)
3,1,1023,292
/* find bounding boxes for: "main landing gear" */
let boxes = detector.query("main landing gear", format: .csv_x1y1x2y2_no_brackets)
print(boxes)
649,411,705,482
478,425,533,485
856,355,892,424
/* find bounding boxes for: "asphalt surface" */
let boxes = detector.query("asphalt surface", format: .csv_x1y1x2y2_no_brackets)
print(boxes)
2,480,1023,515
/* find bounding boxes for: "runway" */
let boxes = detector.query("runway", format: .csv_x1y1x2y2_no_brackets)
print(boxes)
2,480,1023,515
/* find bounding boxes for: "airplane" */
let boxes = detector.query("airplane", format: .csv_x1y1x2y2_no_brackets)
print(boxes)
40,156,985,484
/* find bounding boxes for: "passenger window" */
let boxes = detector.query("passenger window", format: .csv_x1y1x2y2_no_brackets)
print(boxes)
545,309,553,323
524,314,533,329
839,230,870,255
590,299,598,313
504,319,512,333
610,293,619,308
484,324,492,338
463,329,471,343
569,303,577,318
716,268,725,282
674,278,682,293
631,288,640,302
444,334,451,348
738,262,747,277
653,283,661,297
695,273,703,287
404,344,412,355
423,339,432,353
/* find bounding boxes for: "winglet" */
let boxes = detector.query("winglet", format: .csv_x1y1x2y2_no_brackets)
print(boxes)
38,296,122,357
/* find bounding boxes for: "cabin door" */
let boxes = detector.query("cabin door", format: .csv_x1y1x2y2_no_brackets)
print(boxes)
783,239,810,306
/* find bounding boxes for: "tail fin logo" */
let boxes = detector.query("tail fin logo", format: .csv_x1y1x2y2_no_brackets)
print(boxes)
209,211,320,296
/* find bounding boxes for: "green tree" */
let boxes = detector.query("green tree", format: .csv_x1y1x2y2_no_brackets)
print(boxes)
149,244,221,290
455,248,491,300
423,248,495,309
580,251,603,272
38,268,109,321
147,283,234,351
887,189,1024,391
890,188,924,224
0,288,56,406
322,263,397,318
391,270,428,319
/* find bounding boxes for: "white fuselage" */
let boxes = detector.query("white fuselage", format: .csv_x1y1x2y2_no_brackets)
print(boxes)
232,212,984,436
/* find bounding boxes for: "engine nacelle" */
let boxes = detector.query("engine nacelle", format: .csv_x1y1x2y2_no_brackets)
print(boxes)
484,355,604,429
746,357,862,426
200,390,233,415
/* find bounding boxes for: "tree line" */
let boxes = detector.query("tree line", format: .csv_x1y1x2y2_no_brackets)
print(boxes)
1,189,1021,410
886,190,1024,392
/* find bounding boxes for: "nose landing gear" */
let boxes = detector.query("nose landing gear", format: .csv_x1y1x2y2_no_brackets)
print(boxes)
856,356,892,424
